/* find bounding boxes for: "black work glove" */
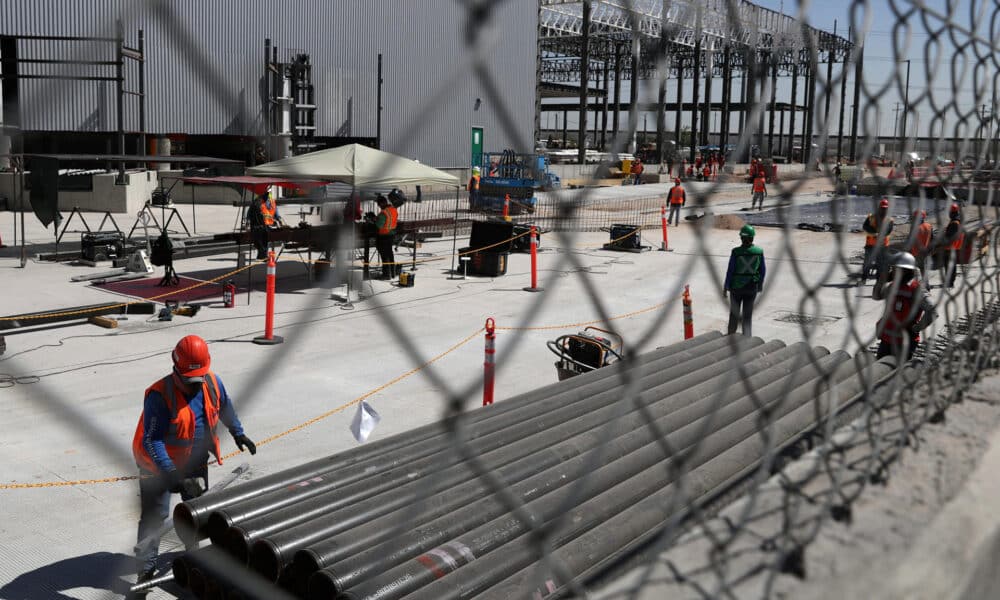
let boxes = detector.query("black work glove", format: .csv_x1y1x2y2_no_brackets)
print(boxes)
234,434,257,455
164,469,184,493
180,477,205,498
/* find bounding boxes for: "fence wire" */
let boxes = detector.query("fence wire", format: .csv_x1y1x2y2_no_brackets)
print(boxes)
3,0,1000,599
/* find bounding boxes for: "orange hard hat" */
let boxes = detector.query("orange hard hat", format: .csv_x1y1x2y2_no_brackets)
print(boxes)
879,198,890,209
173,335,211,377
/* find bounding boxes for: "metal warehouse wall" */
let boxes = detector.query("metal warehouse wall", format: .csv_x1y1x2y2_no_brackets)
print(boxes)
0,0,537,167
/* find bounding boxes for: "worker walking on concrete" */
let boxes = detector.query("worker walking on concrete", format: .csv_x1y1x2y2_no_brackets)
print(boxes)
374,194,399,279
938,202,964,289
130,335,256,594
873,252,936,360
908,210,932,275
724,224,766,336
630,158,644,185
750,172,767,211
467,166,481,209
861,197,894,284
667,178,686,226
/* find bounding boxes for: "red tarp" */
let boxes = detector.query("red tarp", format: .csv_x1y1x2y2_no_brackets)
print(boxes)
180,176,327,195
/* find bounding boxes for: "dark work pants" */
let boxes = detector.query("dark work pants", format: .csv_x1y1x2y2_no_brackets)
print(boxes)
376,234,395,278
135,464,207,576
728,288,758,336
876,337,917,361
251,226,268,259
940,250,958,288
667,204,682,226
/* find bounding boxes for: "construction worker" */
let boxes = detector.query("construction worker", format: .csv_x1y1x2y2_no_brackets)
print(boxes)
873,252,936,360
467,166,481,209
374,194,399,279
861,197,894,284
909,210,933,274
667,178,686,226
939,202,965,289
630,158,644,185
249,192,284,260
724,224,766,337
750,171,767,211
130,335,256,594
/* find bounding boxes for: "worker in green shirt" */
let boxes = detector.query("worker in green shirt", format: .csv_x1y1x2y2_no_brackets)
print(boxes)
724,224,766,336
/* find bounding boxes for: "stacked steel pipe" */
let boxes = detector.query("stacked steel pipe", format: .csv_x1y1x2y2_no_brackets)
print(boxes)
171,332,893,599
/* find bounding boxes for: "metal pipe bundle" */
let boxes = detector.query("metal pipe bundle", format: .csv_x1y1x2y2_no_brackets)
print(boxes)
244,337,773,581
314,349,843,600
177,332,723,543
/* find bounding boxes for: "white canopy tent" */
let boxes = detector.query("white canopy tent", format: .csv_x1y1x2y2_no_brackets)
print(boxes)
249,144,464,292
247,143,459,188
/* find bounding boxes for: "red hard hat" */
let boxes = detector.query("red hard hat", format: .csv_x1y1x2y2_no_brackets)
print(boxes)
921,210,927,218
951,202,960,213
173,335,211,377
879,198,890,208
674,178,681,184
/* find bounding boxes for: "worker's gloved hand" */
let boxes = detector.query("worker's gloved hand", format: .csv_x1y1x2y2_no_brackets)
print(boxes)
164,469,184,493
180,477,205,499
234,434,257,455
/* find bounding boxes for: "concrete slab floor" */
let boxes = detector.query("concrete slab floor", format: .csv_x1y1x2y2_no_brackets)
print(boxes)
0,181,981,598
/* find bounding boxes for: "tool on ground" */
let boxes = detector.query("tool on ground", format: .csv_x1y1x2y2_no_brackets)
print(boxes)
547,326,624,380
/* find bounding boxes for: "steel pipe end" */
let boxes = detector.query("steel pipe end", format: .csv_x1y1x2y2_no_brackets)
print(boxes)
206,511,235,546
189,567,209,599
307,569,342,600
224,527,253,565
291,549,324,583
172,555,192,589
173,502,202,546
249,539,284,583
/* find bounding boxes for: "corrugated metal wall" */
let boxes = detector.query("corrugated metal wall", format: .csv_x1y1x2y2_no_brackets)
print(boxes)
0,0,537,167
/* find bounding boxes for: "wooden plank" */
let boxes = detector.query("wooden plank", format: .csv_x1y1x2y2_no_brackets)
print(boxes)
88,315,119,329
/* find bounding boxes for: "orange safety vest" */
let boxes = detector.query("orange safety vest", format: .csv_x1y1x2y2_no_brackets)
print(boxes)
879,278,922,344
669,185,685,205
865,215,890,247
378,205,398,235
260,198,276,227
949,219,965,250
132,373,223,474
468,175,480,192
752,177,766,193
911,222,932,256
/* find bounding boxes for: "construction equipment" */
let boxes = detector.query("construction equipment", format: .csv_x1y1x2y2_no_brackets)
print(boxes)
547,327,624,380
472,150,560,215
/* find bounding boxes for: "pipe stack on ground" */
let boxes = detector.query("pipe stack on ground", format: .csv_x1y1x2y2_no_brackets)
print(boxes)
168,332,891,599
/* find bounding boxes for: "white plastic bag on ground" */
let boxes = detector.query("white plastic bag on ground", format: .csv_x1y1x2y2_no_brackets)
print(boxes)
350,401,381,443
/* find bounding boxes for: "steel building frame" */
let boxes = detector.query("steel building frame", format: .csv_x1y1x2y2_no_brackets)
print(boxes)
537,0,855,164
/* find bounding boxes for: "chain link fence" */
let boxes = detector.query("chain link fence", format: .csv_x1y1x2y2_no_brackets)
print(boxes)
3,0,1000,598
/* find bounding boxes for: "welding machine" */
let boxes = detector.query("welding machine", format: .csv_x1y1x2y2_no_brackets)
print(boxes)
81,231,126,262
547,327,624,381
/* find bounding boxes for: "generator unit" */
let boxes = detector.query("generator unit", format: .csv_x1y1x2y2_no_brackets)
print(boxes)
471,149,560,215
547,327,624,380
81,231,126,262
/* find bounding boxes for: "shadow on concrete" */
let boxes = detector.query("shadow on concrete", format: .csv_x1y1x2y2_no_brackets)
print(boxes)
0,550,184,599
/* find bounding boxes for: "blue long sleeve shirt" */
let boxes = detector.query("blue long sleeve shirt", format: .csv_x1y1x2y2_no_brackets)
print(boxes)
142,375,245,473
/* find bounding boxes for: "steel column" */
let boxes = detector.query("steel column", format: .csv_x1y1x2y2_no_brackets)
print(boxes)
767,57,777,156
837,34,849,161
674,55,683,148
789,64,798,162
690,39,700,164
612,43,622,144
850,44,863,161
601,59,609,149
577,0,590,164
720,47,731,154
804,64,816,164
701,51,712,147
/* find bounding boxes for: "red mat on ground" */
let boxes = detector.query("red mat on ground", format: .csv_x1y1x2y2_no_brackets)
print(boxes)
94,276,230,304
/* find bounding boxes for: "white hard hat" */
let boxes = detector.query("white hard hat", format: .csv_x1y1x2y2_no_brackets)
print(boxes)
894,252,918,271
472,166,481,174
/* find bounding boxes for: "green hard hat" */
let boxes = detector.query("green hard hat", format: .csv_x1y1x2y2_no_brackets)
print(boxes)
740,224,756,238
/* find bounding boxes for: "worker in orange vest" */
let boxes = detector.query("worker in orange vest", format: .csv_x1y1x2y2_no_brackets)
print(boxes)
873,252,936,360
667,178,686,226
250,192,284,260
130,335,255,592
861,197,894,284
467,166,481,209
908,210,933,274
751,172,767,211
374,194,399,279
630,158,644,185
939,203,965,289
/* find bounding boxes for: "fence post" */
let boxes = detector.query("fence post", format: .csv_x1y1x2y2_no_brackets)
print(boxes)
253,250,284,345
483,318,496,406
682,285,694,340
523,225,543,292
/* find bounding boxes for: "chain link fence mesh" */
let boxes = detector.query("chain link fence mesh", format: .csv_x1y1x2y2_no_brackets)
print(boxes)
3,0,1000,598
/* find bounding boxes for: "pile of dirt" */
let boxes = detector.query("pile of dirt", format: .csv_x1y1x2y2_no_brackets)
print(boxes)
713,213,746,230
